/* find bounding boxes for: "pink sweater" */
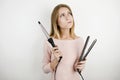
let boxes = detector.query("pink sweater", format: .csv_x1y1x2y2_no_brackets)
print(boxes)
42,37,84,80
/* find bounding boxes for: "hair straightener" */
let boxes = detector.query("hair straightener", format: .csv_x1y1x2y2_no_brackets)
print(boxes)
77,36,97,80
38,21,62,80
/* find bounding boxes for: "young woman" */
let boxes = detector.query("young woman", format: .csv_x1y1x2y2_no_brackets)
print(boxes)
42,4,86,80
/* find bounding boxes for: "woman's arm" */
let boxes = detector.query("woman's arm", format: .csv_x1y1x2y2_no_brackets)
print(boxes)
42,41,53,73
42,41,62,73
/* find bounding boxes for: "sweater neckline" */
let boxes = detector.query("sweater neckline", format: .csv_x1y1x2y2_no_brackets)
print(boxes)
53,37,80,41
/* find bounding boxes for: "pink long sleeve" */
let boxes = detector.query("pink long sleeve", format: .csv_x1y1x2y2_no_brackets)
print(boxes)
42,41,53,73
42,37,84,80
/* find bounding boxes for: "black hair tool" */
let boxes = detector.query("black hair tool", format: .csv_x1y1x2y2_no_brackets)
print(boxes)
77,36,97,80
38,21,62,80
38,21,62,61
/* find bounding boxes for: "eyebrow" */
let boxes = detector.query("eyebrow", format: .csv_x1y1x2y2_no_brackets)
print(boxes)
59,10,71,16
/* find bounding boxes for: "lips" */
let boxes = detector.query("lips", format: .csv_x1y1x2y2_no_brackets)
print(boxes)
67,21,72,23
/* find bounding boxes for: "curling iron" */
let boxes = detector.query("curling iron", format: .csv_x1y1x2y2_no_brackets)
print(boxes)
38,21,62,80
38,21,62,61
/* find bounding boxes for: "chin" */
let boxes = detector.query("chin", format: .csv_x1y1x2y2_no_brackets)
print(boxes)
67,24,73,28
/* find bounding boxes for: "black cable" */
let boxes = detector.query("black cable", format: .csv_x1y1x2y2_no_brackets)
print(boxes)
54,61,59,80
78,70,84,80
80,73,84,80
54,57,62,80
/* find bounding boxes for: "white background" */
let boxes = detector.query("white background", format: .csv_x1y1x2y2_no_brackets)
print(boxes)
0,0,120,80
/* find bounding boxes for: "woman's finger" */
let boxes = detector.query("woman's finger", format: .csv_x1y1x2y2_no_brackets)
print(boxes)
76,66,83,70
54,50,60,53
52,47,58,51
77,61,86,65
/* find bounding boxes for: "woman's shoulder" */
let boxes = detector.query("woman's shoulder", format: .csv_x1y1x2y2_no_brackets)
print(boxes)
75,36,80,39
74,35,84,43
75,35,83,40
75,36,84,47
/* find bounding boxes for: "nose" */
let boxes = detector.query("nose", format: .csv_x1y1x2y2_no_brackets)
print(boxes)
65,14,70,20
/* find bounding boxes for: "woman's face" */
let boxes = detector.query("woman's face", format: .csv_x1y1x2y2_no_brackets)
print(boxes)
57,7,73,29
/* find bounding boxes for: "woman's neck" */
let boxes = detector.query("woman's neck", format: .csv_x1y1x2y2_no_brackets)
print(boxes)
60,29,72,40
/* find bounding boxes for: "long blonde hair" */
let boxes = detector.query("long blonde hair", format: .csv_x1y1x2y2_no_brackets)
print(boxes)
50,4,76,39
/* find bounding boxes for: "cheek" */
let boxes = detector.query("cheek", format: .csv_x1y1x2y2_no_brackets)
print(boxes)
58,18,66,27
70,16,74,22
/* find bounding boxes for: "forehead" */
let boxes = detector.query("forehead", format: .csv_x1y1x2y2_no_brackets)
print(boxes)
58,7,70,14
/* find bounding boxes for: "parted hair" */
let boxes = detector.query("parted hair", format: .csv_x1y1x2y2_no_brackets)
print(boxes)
50,4,76,39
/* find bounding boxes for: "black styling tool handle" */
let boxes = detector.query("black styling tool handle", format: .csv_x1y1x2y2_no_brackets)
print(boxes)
48,38,56,47
48,38,62,62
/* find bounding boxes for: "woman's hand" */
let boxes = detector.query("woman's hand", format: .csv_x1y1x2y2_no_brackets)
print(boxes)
50,45,62,71
52,45,62,61
74,59,86,72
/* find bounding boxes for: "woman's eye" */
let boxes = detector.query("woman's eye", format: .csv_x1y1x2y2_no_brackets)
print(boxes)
59,12,72,18
68,12,72,15
60,14,65,17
